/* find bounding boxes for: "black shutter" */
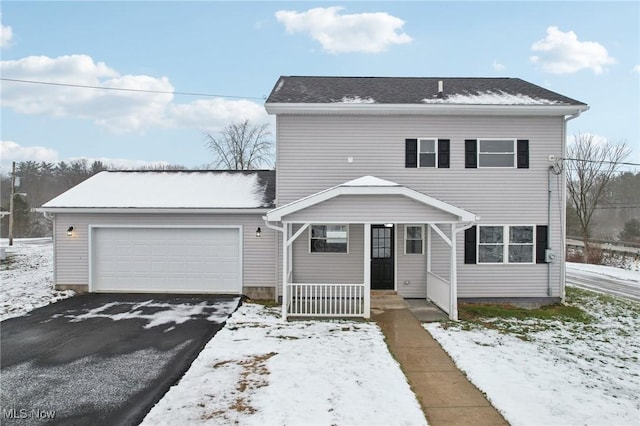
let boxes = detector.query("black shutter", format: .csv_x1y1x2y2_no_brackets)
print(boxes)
464,226,477,264
536,225,548,263
517,139,529,169
437,139,450,168
405,139,417,168
465,139,477,168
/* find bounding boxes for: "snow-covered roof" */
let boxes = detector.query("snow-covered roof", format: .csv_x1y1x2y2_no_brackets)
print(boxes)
341,176,400,187
41,171,275,209
266,76,587,106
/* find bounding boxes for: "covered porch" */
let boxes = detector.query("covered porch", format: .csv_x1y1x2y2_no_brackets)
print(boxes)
264,176,478,321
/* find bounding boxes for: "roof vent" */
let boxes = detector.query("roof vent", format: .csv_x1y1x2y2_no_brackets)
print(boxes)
437,80,444,98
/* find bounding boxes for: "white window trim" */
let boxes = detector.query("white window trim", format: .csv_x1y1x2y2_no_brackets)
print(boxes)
309,224,349,254
477,138,517,168
404,224,424,255
477,224,536,265
418,138,438,168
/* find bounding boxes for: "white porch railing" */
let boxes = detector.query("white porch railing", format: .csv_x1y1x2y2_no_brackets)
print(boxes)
426,272,450,314
286,283,366,317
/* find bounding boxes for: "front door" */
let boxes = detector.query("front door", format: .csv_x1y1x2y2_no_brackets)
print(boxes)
371,224,394,290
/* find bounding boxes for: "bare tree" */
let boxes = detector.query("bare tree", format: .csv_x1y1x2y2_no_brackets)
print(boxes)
566,133,630,262
204,119,273,170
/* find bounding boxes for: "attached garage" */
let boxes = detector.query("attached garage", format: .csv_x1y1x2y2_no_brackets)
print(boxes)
38,170,277,298
90,227,242,294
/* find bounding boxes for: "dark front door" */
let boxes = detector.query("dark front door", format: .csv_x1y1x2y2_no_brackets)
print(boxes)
371,225,394,290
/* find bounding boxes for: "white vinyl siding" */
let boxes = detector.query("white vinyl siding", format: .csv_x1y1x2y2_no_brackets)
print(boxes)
53,213,276,291
275,114,565,298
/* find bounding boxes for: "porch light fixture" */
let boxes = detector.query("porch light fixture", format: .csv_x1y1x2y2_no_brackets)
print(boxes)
256,227,262,238
67,226,74,236
384,223,394,228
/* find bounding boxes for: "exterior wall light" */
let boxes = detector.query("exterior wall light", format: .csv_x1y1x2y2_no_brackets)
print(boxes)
256,227,262,238
67,226,74,236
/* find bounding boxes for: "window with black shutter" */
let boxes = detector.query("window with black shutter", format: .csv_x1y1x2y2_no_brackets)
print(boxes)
406,138,450,168
465,140,477,168
464,226,477,264
536,225,548,263
437,139,450,168
405,139,417,168
517,140,529,169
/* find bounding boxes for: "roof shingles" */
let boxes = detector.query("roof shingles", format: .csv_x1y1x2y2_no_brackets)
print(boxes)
266,76,586,106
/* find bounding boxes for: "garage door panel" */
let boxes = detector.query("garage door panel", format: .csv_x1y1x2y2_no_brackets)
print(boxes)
92,227,241,294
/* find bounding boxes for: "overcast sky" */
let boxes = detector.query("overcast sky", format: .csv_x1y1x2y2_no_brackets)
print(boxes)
1,1,638,171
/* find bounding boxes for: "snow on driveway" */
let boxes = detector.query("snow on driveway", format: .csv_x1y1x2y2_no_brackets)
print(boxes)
426,289,640,426
142,303,427,426
0,238,74,320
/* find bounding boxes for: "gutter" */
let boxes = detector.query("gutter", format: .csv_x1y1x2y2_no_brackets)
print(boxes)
266,103,590,116
34,207,272,214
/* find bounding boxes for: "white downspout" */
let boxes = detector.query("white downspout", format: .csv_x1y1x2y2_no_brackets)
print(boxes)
558,108,587,301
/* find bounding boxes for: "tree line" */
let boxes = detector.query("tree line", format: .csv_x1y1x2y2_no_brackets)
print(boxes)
0,160,185,238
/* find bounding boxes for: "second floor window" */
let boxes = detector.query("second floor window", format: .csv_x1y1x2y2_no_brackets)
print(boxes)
405,138,450,168
419,139,437,167
478,139,516,167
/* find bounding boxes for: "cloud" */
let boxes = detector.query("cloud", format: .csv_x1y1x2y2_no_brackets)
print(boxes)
633,65,640,74
492,60,505,71
530,26,615,75
0,54,269,133
0,21,12,48
168,98,271,132
0,140,59,164
275,6,412,54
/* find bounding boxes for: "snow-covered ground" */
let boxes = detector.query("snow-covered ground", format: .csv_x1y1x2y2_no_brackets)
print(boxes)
4,240,640,425
426,288,640,426
142,303,427,426
0,238,74,321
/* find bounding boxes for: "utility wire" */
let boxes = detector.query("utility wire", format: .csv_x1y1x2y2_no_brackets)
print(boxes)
563,157,640,167
0,77,265,100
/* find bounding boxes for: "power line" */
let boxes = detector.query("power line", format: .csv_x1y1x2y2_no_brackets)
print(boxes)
0,77,265,100
563,157,640,167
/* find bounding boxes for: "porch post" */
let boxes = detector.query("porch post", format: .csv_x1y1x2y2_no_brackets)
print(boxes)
281,222,289,320
363,223,371,318
449,224,458,321
426,224,432,302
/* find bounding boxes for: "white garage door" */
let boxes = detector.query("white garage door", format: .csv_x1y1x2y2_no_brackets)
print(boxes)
91,227,241,293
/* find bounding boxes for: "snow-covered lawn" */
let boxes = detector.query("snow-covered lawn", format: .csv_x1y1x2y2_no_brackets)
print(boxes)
4,240,640,425
0,238,74,321
426,288,640,426
142,303,427,426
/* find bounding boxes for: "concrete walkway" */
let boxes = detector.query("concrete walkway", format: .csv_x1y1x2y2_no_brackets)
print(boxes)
371,295,508,426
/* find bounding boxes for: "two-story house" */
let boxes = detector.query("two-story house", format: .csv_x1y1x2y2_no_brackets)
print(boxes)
39,76,588,320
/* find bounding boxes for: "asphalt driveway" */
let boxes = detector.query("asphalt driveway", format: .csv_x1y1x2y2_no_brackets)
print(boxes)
0,293,241,425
